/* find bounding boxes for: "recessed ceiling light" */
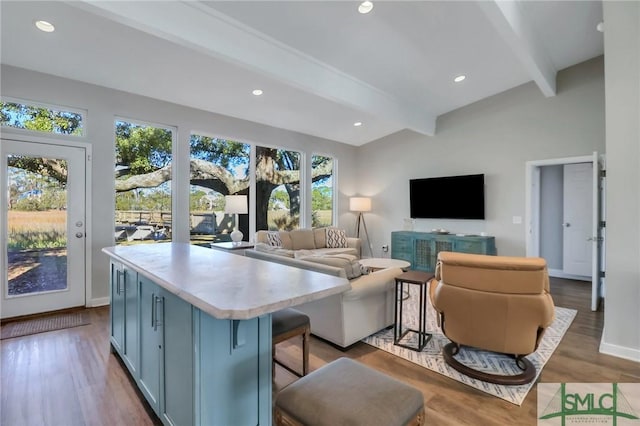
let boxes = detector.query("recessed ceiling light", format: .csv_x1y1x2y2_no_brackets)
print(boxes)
358,1,373,14
252,89,263,96
354,122,363,127
454,75,466,83
35,20,55,33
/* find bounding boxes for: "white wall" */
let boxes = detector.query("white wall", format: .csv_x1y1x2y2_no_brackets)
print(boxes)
357,57,605,258
1,65,359,303
601,1,640,362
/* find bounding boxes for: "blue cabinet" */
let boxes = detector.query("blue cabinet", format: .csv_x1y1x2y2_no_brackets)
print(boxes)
392,231,497,272
138,275,194,426
110,262,125,353
138,276,162,412
110,268,272,425
110,261,138,375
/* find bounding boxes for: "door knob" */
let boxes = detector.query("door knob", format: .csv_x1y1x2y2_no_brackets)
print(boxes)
562,222,571,227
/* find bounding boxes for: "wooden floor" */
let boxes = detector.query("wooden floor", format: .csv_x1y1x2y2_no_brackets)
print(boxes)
1,278,638,425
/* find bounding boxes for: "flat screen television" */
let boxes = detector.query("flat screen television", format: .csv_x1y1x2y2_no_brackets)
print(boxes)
410,174,485,219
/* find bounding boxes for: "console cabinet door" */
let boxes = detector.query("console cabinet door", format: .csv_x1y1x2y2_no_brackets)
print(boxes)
138,276,162,415
110,261,125,353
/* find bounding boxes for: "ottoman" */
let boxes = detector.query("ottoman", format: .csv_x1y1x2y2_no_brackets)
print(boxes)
274,357,425,426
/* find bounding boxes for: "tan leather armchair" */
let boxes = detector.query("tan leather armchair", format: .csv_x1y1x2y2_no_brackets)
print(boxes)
429,251,555,385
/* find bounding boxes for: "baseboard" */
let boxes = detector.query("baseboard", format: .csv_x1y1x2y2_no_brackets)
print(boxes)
88,297,110,307
599,336,640,362
548,269,591,281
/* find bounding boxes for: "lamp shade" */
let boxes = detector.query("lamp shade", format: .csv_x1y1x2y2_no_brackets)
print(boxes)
349,197,371,212
224,195,248,214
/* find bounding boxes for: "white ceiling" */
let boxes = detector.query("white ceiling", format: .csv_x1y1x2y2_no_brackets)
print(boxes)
0,1,604,146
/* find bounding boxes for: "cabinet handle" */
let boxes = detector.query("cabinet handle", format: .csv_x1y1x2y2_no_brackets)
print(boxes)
154,296,163,331
116,270,122,295
151,293,156,328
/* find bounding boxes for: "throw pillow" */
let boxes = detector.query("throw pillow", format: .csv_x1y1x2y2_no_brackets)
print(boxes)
266,231,282,247
325,228,347,248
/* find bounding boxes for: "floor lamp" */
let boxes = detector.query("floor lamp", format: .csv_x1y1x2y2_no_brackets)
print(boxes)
350,197,374,258
225,195,248,244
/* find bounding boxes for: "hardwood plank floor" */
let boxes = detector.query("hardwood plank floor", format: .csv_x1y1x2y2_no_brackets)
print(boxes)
1,278,637,425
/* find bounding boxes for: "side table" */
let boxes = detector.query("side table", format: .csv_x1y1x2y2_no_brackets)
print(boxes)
394,270,433,351
210,241,255,256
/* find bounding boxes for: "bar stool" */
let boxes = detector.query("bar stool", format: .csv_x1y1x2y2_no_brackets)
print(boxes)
272,308,310,378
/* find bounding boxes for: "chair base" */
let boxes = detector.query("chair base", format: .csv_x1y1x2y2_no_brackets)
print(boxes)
442,342,536,386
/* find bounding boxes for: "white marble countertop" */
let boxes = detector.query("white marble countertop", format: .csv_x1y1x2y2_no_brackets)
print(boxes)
102,243,351,320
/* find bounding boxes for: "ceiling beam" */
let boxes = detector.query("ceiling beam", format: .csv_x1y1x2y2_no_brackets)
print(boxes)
477,0,557,97
70,0,436,136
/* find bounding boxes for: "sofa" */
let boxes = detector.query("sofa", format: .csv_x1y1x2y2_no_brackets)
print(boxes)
246,228,403,348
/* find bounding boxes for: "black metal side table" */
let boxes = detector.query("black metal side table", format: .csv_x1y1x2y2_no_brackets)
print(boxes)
394,270,433,351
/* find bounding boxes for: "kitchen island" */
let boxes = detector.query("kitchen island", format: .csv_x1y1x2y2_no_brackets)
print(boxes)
102,243,350,426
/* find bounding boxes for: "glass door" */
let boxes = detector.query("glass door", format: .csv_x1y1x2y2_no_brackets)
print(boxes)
1,139,86,318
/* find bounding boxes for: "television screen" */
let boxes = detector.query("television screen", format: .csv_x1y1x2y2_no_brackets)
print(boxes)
410,174,485,219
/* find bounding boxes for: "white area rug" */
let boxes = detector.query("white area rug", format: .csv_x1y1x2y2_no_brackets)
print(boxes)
362,287,577,406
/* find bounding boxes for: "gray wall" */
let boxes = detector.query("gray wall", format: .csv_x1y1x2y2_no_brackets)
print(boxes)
357,57,605,259
540,165,563,270
602,1,640,361
1,65,359,303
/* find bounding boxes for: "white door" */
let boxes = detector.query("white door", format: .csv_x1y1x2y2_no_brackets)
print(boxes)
1,139,86,318
562,163,593,277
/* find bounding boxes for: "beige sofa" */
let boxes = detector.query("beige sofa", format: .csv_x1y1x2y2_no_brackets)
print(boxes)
246,228,403,348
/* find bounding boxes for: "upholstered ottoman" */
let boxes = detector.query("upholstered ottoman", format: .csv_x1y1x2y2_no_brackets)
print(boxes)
274,357,425,426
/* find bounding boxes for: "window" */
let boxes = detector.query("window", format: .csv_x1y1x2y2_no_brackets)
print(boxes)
311,155,334,227
114,120,173,245
0,100,84,136
256,146,301,231
189,134,250,244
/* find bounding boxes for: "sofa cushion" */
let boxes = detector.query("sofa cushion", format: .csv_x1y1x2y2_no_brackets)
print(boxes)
278,231,293,250
254,242,295,258
313,247,359,257
300,254,362,279
290,229,317,250
267,231,282,247
313,227,327,248
326,228,347,248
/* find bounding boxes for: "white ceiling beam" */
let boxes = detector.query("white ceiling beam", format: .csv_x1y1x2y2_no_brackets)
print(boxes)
70,0,436,136
477,0,557,97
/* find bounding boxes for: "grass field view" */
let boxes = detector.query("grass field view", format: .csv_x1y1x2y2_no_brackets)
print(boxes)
7,210,68,295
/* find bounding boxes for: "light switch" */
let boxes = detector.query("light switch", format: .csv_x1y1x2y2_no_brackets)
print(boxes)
512,216,522,224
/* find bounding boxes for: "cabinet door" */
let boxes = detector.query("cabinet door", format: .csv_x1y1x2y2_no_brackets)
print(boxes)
122,267,138,375
412,238,433,271
160,290,193,426
197,313,271,426
110,262,125,353
391,232,413,263
453,239,485,254
138,276,162,414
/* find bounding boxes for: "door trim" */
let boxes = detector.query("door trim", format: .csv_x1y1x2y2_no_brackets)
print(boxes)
525,152,604,311
1,132,93,308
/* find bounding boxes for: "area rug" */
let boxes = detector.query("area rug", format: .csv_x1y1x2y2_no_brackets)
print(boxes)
362,287,576,406
1,311,90,340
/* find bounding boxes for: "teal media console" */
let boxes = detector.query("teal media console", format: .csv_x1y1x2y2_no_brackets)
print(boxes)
103,243,349,426
391,231,497,272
